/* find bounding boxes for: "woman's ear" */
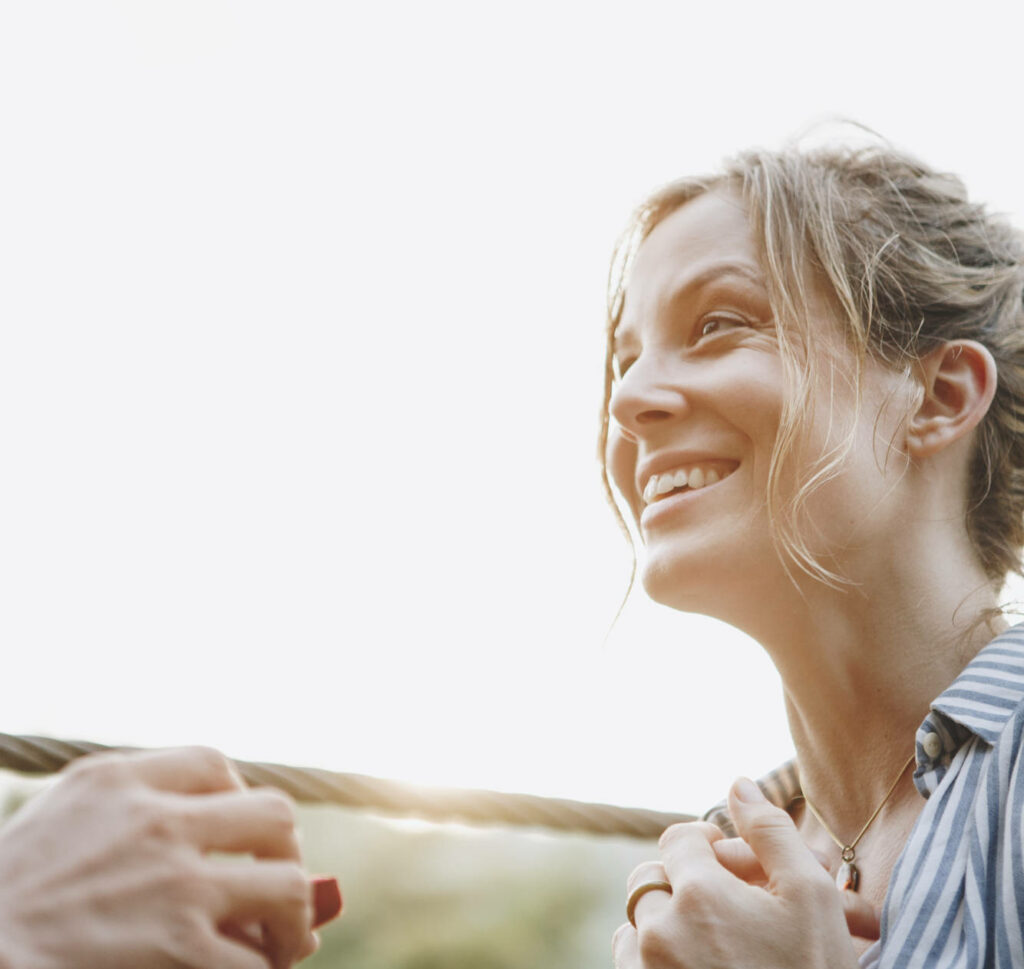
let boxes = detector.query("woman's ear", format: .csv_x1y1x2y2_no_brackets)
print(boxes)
906,340,998,458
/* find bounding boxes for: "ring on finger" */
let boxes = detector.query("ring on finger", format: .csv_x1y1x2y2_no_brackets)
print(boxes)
626,880,673,928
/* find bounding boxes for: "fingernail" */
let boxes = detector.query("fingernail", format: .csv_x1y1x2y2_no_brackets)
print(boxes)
733,777,766,803
311,875,342,927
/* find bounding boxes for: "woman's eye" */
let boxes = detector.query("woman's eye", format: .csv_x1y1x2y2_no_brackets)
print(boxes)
698,315,745,339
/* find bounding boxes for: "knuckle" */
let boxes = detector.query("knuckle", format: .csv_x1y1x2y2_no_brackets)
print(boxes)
145,814,186,846
271,864,314,935
671,878,711,916
162,911,215,965
259,788,297,827
658,823,682,851
182,745,237,781
63,751,128,786
658,821,694,851
626,861,648,884
134,798,188,845
710,836,742,860
162,857,214,906
280,863,311,907
658,820,719,851
626,859,664,894
749,809,794,835
745,812,798,851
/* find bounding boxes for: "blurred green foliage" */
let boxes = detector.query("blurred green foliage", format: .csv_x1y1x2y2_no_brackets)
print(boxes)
300,805,655,969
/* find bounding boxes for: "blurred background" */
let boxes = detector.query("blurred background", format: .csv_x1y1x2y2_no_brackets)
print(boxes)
2,2,1023,965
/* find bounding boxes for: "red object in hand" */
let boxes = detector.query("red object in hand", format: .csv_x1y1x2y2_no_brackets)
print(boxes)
311,875,342,928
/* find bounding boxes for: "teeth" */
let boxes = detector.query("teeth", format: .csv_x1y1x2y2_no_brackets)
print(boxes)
641,463,733,505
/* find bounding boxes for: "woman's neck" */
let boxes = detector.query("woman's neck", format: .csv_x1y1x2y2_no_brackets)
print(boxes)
743,542,1004,831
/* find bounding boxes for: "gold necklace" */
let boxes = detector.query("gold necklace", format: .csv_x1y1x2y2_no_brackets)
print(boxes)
800,752,916,892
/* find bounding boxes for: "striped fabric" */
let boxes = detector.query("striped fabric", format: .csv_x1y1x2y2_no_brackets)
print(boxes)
703,623,1024,968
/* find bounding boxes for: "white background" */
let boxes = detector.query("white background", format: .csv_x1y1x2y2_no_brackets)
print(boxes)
1,1,1023,814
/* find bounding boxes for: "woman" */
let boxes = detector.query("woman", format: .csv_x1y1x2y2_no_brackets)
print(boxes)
603,142,1024,968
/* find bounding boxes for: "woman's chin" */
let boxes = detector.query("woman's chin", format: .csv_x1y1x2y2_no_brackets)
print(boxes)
639,552,731,615
639,541,778,620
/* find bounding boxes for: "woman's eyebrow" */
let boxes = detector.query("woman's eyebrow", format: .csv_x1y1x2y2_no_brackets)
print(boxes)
614,261,767,355
657,261,766,315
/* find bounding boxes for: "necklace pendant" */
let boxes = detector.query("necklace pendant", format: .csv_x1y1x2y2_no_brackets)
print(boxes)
836,860,860,892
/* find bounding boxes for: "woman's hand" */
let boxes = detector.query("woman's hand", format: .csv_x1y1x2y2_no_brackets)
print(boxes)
0,747,327,969
613,778,879,969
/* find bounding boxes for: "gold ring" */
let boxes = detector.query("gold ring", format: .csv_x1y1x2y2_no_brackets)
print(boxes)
626,880,673,927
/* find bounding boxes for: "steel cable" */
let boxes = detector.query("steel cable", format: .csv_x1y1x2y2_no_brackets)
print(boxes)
0,733,694,839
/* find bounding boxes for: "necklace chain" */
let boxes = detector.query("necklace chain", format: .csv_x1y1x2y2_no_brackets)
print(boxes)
800,752,916,890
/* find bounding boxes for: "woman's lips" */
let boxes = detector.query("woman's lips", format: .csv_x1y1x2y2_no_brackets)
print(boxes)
641,460,739,506
639,462,736,528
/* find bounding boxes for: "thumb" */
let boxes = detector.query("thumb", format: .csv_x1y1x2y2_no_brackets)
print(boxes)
727,777,823,884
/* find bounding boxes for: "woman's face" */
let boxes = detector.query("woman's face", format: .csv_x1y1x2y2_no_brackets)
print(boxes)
608,190,913,616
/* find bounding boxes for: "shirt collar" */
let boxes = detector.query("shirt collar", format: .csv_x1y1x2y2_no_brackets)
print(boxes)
927,622,1024,747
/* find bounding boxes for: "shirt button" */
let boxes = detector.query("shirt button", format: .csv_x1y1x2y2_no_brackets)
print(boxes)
922,732,943,758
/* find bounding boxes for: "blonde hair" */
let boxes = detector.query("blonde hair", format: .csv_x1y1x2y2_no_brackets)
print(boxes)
600,143,1024,586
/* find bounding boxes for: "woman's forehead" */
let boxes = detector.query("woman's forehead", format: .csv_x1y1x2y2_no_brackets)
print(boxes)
630,194,760,292
616,193,768,343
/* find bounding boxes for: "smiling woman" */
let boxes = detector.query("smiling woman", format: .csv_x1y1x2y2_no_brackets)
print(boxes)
602,143,1024,969
609,193,792,614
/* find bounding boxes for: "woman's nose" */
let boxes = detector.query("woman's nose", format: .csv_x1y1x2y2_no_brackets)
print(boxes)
609,363,687,441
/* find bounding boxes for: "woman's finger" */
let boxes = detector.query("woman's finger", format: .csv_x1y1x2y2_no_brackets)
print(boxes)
196,929,275,969
612,922,640,969
182,788,302,859
658,820,730,888
65,746,246,795
212,861,313,969
625,860,669,897
712,836,833,884
625,860,672,927
711,837,767,883
840,890,881,940
726,778,826,885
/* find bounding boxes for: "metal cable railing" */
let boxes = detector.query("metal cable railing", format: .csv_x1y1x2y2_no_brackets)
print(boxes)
0,734,695,839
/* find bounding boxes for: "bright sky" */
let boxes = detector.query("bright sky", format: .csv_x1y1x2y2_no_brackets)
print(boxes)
2,1,1024,816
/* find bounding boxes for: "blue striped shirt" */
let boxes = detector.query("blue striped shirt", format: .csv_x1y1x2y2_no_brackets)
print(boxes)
705,623,1024,967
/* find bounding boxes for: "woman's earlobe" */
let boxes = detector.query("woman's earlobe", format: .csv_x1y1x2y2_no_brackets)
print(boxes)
906,340,998,458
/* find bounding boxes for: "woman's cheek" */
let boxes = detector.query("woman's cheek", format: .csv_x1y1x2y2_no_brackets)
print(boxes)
608,429,642,525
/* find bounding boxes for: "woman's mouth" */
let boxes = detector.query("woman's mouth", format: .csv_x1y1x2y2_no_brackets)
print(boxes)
641,462,738,506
